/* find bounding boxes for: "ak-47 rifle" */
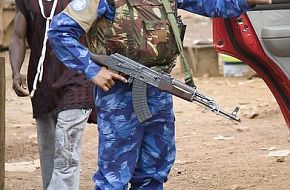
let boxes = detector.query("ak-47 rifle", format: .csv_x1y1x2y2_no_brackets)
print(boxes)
91,53,241,123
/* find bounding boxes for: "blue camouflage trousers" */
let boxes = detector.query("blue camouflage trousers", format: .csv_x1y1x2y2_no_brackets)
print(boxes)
92,81,176,190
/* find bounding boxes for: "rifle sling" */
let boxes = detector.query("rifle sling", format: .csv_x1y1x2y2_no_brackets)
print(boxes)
161,0,195,87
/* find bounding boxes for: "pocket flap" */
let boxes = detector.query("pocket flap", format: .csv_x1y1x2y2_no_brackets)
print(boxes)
144,20,168,31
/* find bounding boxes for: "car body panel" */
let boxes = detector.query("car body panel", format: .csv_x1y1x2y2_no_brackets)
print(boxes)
212,5,290,128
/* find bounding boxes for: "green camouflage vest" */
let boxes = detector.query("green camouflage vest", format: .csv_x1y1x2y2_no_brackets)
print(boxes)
87,0,179,71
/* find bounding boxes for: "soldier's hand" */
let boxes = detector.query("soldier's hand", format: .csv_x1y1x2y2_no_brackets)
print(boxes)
91,67,127,91
12,73,29,97
247,0,272,6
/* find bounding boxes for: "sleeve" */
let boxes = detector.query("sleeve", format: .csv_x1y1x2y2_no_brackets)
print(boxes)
63,0,100,32
48,13,101,80
177,0,251,17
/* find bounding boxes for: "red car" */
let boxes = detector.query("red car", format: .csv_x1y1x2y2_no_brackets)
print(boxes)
213,0,290,128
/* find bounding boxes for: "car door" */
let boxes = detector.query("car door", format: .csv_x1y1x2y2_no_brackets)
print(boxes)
212,0,290,128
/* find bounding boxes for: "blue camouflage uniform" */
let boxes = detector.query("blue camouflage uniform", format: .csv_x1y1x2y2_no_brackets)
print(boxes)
48,0,250,189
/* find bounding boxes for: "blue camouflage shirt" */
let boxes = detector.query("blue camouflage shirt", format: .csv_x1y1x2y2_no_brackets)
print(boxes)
48,0,250,80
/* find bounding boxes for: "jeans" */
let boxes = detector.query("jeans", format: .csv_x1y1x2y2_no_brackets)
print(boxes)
36,108,91,190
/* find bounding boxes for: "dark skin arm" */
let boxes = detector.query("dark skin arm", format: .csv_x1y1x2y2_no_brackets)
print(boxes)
9,8,29,97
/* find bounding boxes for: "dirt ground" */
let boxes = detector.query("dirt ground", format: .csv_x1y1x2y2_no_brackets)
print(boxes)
2,47,290,190
1,12,290,190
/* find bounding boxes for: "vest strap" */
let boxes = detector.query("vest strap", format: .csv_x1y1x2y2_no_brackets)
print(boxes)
161,0,195,87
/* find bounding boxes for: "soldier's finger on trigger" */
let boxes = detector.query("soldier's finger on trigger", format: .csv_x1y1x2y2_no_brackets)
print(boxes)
114,73,127,83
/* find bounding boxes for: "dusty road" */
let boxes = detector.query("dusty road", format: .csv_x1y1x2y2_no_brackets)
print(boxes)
1,49,289,190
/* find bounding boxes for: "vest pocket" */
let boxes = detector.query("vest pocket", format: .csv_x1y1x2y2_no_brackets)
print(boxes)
133,19,169,64
144,20,168,43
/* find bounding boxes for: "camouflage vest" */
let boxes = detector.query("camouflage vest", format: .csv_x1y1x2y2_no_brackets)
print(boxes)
87,0,179,70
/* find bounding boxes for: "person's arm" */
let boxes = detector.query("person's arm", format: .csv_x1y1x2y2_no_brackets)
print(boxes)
9,9,29,97
246,0,272,7
48,13,99,80
177,0,271,17
48,10,126,91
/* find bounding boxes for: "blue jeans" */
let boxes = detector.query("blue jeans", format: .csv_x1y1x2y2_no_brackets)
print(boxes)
93,82,176,190
36,108,91,190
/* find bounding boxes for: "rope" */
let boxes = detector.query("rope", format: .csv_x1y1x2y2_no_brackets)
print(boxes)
30,0,58,97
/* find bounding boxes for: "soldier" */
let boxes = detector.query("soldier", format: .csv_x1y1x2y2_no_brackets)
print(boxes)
9,0,94,189
48,0,271,189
